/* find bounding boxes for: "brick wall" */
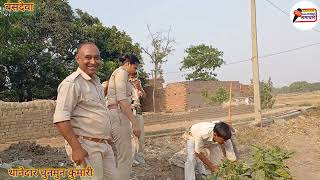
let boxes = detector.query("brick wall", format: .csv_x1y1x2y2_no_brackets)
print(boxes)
186,81,241,109
0,100,59,143
141,85,166,112
144,105,254,125
240,84,253,97
165,83,187,112
0,100,254,143
141,80,252,112
141,78,166,112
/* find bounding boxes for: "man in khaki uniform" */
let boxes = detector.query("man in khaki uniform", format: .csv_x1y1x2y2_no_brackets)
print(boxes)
188,121,236,175
107,54,141,180
129,72,146,165
53,42,116,180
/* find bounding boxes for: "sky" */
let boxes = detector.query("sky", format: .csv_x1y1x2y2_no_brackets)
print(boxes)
68,0,320,88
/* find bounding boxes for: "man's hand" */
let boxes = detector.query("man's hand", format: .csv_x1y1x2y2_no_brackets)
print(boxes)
132,79,142,89
132,121,141,138
209,164,219,173
55,121,89,166
118,99,142,138
138,91,144,97
72,146,89,166
196,152,219,173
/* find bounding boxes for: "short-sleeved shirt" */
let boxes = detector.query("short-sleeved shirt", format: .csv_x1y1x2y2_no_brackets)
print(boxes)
106,67,132,106
131,82,142,107
190,121,236,161
53,68,111,139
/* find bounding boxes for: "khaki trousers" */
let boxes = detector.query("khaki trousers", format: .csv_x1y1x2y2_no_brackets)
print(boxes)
131,115,145,159
65,137,116,180
136,115,144,153
109,109,133,180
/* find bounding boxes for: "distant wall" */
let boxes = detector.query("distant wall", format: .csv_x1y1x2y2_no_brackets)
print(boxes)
165,83,187,112
185,81,241,109
141,85,165,112
141,80,252,112
0,100,59,143
0,100,254,143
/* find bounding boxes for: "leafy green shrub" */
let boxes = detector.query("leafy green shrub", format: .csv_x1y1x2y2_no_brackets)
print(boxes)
251,146,293,180
260,78,275,109
206,146,293,180
206,160,251,180
202,88,230,105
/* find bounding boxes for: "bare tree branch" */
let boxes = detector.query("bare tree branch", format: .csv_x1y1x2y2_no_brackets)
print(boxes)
164,26,171,52
141,47,154,60
143,25,175,112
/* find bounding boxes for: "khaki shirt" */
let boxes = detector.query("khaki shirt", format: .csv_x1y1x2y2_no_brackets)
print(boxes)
190,121,236,161
53,68,111,139
131,82,141,107
106,67,132,106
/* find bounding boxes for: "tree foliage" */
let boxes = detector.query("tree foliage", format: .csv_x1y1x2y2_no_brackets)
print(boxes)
260,78,275,109
181,44,224,81
274,81,320,94
0,0,146,101
202,88,230,105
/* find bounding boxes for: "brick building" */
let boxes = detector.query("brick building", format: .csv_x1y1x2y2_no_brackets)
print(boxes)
141,80,252,112
141,78,166,112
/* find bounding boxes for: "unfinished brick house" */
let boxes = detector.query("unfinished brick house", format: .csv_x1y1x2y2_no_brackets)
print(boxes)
141,79,252,112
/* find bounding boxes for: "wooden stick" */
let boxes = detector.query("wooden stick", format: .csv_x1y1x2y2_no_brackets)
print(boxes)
228,82,232,124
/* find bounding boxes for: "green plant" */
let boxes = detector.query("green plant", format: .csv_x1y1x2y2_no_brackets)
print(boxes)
180,44,224,81
251,146,293,180
206,160,251,180
205,146,293,180
274,81,320,94
202,88,230,105
260,78,275,109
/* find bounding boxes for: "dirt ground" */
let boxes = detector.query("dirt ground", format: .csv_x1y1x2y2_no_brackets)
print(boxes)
274,91,320,107
0,107,319,180
0,141,73,168
136,107,320,180
236,106,320,180
0,136,184,180
132,135,185,180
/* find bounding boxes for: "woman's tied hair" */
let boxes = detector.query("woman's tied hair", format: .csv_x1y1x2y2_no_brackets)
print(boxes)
119,53,140,65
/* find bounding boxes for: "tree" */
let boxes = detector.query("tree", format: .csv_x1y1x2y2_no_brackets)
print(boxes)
201,88,230,105
0,65,7,94
273,81,320,94
260,78,275,109
180,44,224,81
142,25,175,112
288,81,309,92
0,0,77,101
0,0,147,101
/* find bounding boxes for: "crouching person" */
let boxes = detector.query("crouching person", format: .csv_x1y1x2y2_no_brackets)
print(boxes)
188,121,237,175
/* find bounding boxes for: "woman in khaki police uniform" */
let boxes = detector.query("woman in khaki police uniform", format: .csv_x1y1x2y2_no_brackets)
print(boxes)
106,54,141,180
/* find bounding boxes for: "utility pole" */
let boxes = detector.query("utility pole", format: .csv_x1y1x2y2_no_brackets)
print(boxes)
251,0,262,124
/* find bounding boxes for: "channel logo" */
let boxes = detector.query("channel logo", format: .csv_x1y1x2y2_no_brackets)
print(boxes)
290,1,319,31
